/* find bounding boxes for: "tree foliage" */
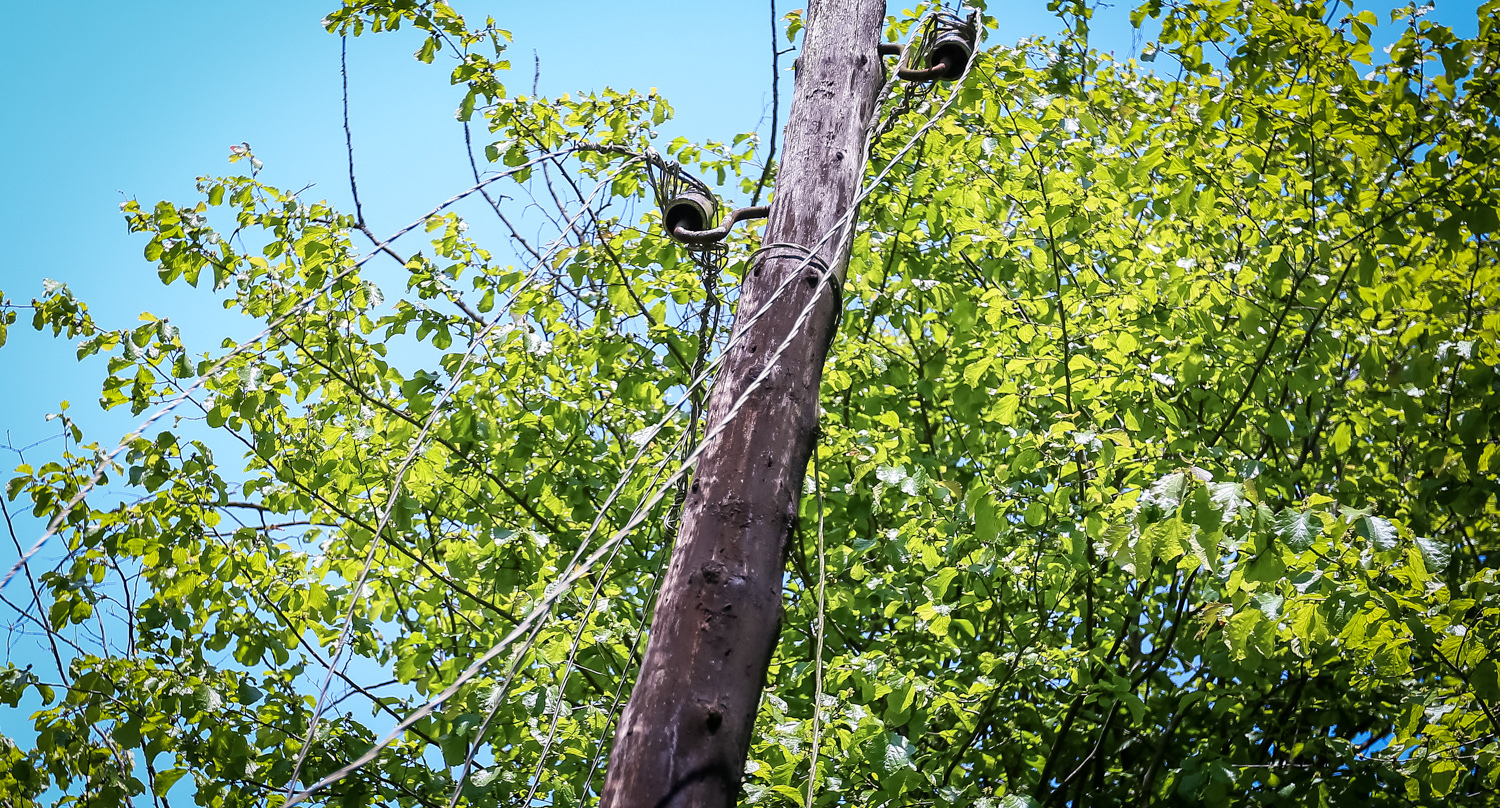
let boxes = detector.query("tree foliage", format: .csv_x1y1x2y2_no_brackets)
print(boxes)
1,0,1498,806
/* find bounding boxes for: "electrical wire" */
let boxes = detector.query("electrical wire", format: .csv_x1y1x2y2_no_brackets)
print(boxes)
805,433,828,807
284,12,985,804
280,159,638,801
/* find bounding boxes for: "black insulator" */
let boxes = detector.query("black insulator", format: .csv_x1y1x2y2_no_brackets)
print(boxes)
671,205,770,246
927,27,974,81
663,191,717,236
663,189,770,246
880,9,978,83
927,10,977,80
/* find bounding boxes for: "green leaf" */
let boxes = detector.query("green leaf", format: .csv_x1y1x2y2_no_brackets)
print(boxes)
1472,660,1500,702
154,768,189,797
1207,482,1248,517
1252,592,1284,620
996,393,1020,424
1224,609,1269,663
1414,537,1449,572
1463,203,1499,235
1273,509,1321,551
1141,471,1188,515
975,495,999,543
1357,515,1399,552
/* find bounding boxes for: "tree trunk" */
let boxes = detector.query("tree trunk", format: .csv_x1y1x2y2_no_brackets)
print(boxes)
598,1,887,805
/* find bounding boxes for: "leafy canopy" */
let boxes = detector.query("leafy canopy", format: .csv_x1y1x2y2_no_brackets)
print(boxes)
1,0,1498,806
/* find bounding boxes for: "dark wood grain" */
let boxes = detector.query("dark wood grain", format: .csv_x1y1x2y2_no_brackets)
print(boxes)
597,1,887,805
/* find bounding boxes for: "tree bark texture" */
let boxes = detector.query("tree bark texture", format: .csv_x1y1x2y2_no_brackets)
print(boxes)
598,1,887,805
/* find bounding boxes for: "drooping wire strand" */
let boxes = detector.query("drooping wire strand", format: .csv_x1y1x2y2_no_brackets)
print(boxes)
280,160,637,800
576,543,671,795
511,454,680,807
444,413,686,806
283,209,847,807
805,431,828,807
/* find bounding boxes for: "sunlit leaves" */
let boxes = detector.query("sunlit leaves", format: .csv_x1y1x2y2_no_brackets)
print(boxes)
1356,514,1400,552
1273,508,1322,552
4,0,1500,806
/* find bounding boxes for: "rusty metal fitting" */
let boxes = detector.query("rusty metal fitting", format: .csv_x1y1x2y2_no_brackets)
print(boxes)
665,195,770,246
879,8,977,82
663,191,717,236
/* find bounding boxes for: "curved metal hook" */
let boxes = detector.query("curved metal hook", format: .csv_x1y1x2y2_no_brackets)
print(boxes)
879,8,976,83
879,44,962,82
670,205,771,246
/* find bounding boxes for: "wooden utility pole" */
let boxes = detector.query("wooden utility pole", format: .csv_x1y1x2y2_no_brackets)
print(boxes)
598,0,887,804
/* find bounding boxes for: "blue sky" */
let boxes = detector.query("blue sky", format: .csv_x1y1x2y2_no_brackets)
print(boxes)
0,0,1152,767
0,0,1487,799
0,0,1157,578
2,0,1481,472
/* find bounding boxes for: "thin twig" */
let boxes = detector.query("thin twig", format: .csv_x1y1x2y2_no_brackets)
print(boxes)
462,122,541,261
751,0,781,208
342,36,365,225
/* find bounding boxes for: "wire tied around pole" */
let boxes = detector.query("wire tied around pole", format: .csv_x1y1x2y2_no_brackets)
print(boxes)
748,241,845,331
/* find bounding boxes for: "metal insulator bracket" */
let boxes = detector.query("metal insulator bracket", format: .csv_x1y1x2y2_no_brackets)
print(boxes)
664,191,770,246
880,8,977,82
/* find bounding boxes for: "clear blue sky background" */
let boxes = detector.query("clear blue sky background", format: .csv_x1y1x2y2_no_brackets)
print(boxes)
0,0,1152,771
0,0,1485,799
0,0,1166,584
